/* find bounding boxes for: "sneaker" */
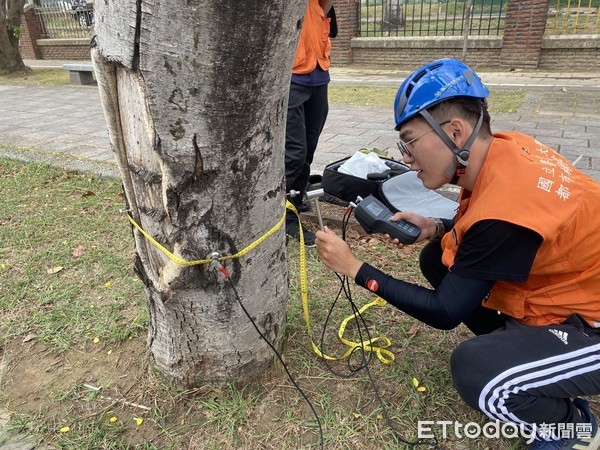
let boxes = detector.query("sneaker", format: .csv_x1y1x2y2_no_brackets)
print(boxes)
285,217,316,247
528,398,600,449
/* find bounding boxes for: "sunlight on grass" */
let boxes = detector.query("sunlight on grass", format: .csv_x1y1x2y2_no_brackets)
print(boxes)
329,84,525,113
0,67,69,85
0,159,147,349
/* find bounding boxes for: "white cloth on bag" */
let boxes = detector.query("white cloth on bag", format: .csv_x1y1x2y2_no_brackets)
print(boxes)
337,152,390,179
381,171,458,219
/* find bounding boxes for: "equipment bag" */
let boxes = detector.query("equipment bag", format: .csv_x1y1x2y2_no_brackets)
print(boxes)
321,155,458,219
321,156,410,203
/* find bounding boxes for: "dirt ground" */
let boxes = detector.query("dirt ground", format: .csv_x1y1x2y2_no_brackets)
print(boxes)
1,336,173,446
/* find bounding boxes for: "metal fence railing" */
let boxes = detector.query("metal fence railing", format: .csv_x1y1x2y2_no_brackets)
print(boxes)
359,0,507,37
546,0,600,34
33,3,93,39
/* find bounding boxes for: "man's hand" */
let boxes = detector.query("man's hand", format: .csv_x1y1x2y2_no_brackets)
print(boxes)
315,227,363,279
385,212,437,245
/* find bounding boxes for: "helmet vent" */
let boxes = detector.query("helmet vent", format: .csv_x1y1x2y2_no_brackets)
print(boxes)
412,69,428,84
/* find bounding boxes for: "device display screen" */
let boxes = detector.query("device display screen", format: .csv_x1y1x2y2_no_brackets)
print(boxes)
366,201,384,217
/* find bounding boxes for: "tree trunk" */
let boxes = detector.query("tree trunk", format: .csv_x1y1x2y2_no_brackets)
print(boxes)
91,0,306,387
0,0,26,73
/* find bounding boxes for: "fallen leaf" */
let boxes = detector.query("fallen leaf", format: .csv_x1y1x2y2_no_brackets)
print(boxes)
47,266,64,274
22,333,37,343
368,238,379,246
407,323,420,337
81,190,96,198
412,377,427,393
93,337,100,344
72,245,85,257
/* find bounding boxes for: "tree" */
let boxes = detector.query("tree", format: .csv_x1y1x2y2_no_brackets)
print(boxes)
0,0,26,73
91,0,306,387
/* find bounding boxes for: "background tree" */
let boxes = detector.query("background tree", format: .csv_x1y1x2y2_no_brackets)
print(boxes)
91,0,306,387
0,0,26,72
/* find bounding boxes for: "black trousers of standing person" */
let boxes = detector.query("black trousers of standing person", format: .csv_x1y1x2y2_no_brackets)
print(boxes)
285,82,329,209
419,239,600,438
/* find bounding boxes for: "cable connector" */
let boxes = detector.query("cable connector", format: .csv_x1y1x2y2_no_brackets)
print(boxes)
347,196,363,213
210,252,230,279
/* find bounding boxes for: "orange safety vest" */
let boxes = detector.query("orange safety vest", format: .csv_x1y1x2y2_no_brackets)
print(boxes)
293,0,331,74
441,132,600,327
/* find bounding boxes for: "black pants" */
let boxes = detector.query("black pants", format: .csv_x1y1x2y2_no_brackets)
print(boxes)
420,239,600,434
285,82,329,209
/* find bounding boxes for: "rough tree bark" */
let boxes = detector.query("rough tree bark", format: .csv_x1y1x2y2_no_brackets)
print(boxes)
0,0,26,72
91,0,306,387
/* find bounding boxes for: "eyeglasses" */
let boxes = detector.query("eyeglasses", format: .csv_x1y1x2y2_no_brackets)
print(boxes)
396,121,451,158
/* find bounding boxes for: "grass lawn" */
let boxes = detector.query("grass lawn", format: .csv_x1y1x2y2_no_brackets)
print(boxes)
329,85,525,113
0,158,525,449
0,67,70,85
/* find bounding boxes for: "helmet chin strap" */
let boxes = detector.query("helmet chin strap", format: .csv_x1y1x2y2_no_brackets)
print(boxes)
419,108,484,184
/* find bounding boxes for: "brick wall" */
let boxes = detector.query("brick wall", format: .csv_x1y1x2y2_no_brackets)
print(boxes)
18,4,91,61
350,36,503,69
499,0,549,69
330,0,359,65
36,39,91,60
329,0,599,70
349,35,599,70
19,6,43,60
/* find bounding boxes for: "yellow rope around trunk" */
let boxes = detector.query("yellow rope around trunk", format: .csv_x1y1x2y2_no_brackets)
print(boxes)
127,201,394,364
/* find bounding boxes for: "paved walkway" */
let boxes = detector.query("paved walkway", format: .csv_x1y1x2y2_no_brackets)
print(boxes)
0,61,599,183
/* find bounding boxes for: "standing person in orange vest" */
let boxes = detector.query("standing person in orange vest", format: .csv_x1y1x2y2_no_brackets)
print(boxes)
316,58,600,449
285,0,335,247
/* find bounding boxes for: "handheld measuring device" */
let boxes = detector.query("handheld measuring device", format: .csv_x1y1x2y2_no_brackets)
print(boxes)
354,195,421,244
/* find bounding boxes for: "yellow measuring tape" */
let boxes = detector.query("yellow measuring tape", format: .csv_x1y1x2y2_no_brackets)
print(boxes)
128,200,394,364
127,210,286,266
287,202,395,364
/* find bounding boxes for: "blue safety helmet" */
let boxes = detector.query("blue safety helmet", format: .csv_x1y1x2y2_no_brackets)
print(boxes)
393,58,489,131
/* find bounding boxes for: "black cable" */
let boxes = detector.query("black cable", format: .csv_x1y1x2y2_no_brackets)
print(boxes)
216,264,324,450
319,210,375,377
318,206,444,450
